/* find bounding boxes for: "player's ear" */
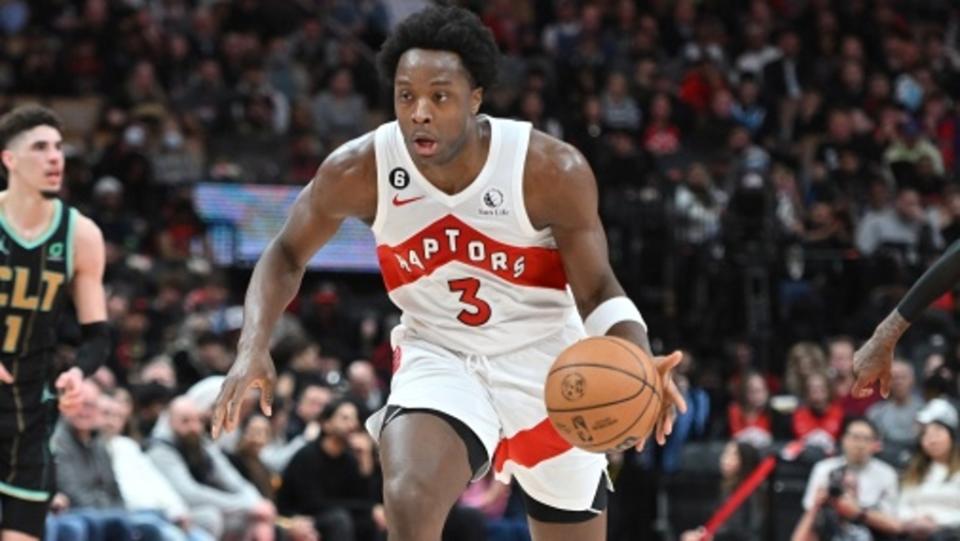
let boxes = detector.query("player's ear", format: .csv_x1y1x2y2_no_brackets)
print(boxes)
0,149,13,171
470,87,483,115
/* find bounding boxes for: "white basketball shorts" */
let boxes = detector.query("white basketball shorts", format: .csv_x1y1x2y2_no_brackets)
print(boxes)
365,319,609,512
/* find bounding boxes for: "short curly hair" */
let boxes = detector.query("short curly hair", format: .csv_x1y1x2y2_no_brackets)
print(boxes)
377,5,499,90
0,104,62,150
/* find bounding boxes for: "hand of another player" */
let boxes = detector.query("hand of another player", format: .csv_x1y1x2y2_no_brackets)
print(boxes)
211,347,277,438
0,362,12,384
55,367,84,416
638,351,687,451
851,334,894,399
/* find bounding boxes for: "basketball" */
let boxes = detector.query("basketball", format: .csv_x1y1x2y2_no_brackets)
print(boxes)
545,337,664,453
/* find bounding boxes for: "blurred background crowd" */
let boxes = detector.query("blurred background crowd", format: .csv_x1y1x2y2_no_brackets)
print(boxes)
4,0,960,540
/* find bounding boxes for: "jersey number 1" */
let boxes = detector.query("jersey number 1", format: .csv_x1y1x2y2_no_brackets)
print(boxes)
2,315,22,353
448,278,491,326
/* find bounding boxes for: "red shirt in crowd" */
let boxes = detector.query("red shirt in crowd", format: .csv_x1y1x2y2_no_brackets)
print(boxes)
792,401,844,440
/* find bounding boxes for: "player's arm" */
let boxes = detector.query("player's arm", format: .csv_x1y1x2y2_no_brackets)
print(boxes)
211,133,377,437
853,239,960,398
58,214,108,413
524,132,686,445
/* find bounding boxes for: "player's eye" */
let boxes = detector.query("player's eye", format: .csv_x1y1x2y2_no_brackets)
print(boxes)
434,92,447,102
398,91,412,101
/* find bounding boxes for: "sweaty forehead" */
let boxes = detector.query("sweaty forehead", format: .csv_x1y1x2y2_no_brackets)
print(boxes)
395,49,471,86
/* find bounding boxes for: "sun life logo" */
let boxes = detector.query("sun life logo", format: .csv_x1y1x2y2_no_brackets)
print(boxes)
479,188,508,216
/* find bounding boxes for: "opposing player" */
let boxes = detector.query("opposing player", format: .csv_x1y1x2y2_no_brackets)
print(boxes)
0,105,109,540
211,6,686,540
853,239,960,399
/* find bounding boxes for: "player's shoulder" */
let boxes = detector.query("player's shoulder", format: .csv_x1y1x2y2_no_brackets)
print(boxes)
524,128,592,185
68,207,103,244
316,130,377,184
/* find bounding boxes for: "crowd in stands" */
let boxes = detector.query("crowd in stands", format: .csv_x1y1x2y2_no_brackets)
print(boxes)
3,0,960,539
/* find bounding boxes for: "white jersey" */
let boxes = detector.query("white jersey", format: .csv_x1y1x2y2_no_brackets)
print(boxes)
371,116,578,355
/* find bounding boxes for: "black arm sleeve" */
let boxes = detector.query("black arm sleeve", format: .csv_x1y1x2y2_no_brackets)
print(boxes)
76,321,110,376
896,239,960,322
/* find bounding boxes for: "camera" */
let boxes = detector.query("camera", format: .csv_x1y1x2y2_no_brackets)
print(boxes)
827,466,846,499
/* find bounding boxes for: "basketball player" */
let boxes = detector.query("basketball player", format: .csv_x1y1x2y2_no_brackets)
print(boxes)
0,105,109,541
212,6,686,540
852,238,960,399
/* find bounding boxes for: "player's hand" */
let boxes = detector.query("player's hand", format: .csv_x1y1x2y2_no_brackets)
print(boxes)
0,362,13,384
638,351,688,450
211,347,276,438
851,334,894,399
55,367,84,416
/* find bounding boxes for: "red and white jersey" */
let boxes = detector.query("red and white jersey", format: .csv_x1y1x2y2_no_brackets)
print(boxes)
371,116,578,355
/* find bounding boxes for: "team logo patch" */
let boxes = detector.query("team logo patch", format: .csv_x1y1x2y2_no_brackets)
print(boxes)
48,242,64,261
389,167,410,189
479,188,508,216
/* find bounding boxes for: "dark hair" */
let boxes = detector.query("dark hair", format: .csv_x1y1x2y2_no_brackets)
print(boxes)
319,397,355,423
721,442,761,494
0,104,62,150
376,5,499,90
842,416,878,439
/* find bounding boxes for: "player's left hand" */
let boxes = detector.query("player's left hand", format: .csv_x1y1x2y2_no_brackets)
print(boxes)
55,367,84,415
637,351,687,451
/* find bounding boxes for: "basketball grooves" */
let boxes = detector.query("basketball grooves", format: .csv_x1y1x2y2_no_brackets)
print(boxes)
548,362,662,402
582,337,660,448
546,379,646,413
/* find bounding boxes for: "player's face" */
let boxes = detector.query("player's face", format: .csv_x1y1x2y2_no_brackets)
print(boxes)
1,126,64,198
394,49,483,165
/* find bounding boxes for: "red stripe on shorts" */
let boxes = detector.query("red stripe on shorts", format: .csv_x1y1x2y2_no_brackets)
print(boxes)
493,418,572,472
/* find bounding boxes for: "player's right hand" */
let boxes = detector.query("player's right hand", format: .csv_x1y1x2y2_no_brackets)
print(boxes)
851,335,894,399
211,347,276,438
0,363,13,384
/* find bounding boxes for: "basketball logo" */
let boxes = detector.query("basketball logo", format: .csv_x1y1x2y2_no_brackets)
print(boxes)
389,167,410,189
572,415,594,443
561,373,586,401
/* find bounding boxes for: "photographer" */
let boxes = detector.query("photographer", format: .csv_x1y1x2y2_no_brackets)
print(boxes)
792,418,901,540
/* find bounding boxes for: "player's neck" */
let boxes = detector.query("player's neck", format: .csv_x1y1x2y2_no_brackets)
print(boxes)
415,118,490,195
0,185,58,239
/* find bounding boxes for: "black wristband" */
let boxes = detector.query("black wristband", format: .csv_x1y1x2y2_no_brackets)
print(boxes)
76,321,110,377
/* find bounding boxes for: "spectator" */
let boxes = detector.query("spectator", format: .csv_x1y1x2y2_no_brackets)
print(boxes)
855,188,942,257
793,372,845,450
897,398,960,538
885,120,946,177
600,71,641,132
312,68,368,147
828,336,879,418
784,342,829,399
727,371,776,447
51,381,173,541
680,441,764,541
866,361,924,448
227,413,321,541
286,383,331,441
148,396,276,541
277,399,384,541
346,360,383,421
98,392,215,541
793,418,901,541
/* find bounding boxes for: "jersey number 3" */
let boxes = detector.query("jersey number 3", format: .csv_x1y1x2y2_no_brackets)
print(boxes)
448,278,491,326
